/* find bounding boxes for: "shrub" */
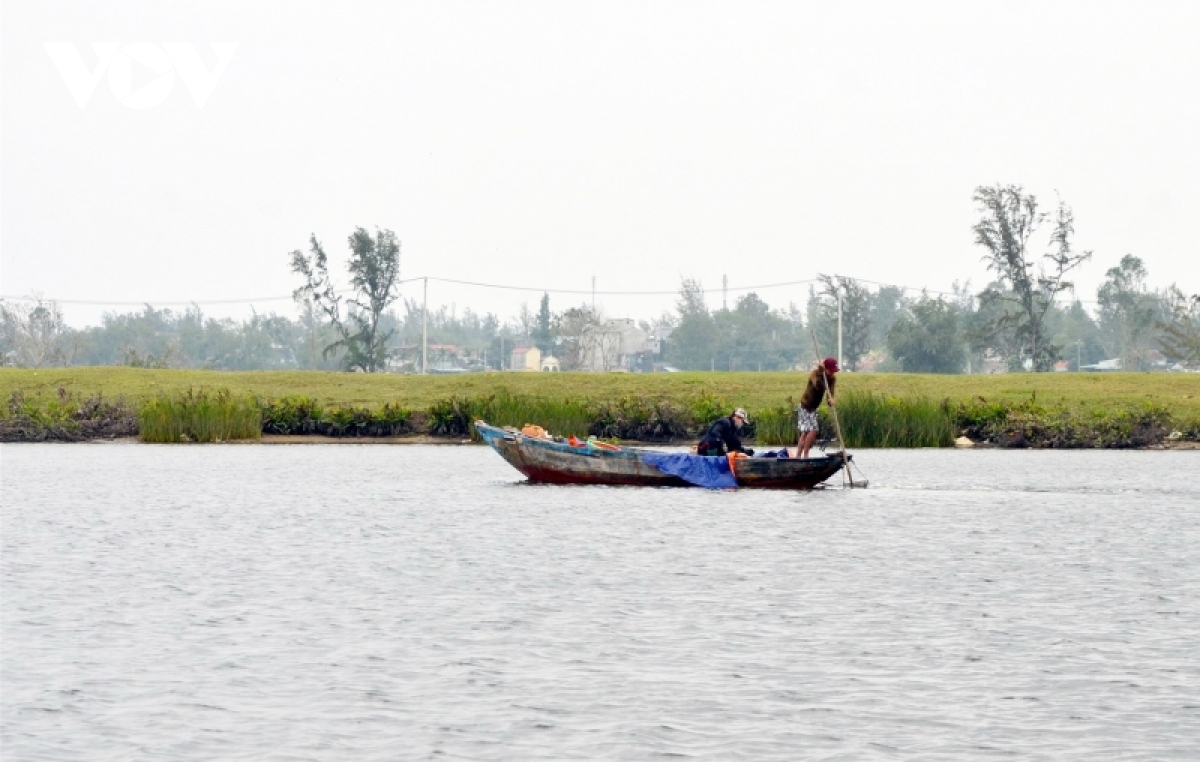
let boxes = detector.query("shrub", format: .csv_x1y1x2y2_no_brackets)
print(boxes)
260,396,411,437
260,396,325,434
1,387,137,442
586,397,692,441
428,396,482,437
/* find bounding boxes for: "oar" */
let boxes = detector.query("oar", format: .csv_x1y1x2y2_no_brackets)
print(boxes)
809,330,866,488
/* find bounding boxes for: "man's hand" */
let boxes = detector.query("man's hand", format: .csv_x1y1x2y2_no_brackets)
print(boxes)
828,397,836,407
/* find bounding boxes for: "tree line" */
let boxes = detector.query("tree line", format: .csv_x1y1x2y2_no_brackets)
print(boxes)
4,187,1199,372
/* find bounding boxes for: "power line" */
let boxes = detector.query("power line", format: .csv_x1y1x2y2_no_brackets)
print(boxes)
0,273,1122,307
0,294,299,307
823,273,1106,305
0,276,822,305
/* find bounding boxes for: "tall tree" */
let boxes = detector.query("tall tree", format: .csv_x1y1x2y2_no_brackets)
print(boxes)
668,278,718,370
553,304,604,370
532,292,554,355
515,301,536,341
867,285,908,351
1158,285,1200,367
886,295,966,373
1054,299,1105,370
972,185,1091,371
1096,254,1159,370
290,227,401,372
0,298,77,368
812,275,872,368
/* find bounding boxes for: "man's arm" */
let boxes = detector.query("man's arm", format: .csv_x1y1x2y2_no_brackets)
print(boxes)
720,421,747,453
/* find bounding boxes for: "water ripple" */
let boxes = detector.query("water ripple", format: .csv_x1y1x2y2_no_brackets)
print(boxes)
2,444,1198,760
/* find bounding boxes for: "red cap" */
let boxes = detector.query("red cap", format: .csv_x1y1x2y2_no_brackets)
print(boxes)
823,357,840,373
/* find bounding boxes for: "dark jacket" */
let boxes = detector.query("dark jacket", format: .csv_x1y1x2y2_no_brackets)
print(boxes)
697,416,748,456
799,368,836,412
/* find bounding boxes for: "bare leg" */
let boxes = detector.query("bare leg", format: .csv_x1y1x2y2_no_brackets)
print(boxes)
799,430,817,459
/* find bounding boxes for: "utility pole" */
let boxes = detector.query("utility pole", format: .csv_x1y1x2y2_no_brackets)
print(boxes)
591,276,596,312
837,288,843,369
1076,340,1082,371
722,274,728,311
422,277,428,375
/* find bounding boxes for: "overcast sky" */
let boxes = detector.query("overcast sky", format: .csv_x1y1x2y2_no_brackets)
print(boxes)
2,0,1198,327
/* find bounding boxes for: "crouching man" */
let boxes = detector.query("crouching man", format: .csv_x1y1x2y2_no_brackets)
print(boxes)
697,408,754,457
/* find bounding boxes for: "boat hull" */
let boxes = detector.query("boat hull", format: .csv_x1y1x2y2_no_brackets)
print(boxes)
476,422,844,489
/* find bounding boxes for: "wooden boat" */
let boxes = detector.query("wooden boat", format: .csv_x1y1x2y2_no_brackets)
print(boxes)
475,421,846,489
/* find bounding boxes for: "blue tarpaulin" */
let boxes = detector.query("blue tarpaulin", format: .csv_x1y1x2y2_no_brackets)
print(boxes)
643,452,738,489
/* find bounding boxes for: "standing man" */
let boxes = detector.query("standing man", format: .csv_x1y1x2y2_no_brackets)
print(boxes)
796,357,838,458
697,408,755,457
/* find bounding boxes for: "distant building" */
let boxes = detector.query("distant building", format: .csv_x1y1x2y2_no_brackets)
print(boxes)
510,346,542,371
389,343,469,373
856,350,887,373
540,355,561,372
582,318,657,372
981,351,1007,374
1081,358,1122,371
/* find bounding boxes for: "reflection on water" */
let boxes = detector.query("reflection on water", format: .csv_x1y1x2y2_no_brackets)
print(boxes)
3,445,1199,760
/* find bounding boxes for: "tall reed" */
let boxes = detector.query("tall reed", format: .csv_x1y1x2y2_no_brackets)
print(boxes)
751,402,798,447
835,392,955,447
139,389,261,443
752,392,955,447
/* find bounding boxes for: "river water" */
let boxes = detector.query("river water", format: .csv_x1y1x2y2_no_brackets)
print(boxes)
3,444,1198,760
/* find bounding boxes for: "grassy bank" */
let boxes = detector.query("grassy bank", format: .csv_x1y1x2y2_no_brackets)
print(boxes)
1,368,1197,447
4,367,1199,418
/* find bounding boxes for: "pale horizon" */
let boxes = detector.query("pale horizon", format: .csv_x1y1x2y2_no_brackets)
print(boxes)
3,1,1198,328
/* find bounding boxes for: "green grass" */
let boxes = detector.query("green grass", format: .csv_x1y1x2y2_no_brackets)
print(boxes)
3,367,1198,446
138,389,261,443
3,367,1198,418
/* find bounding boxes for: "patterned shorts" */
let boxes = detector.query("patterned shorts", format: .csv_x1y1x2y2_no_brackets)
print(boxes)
797,407,820,433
